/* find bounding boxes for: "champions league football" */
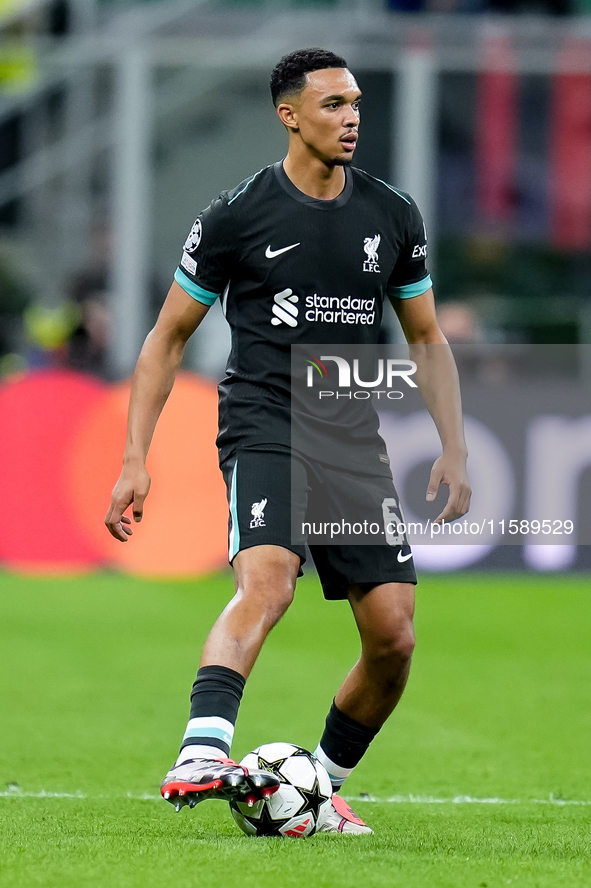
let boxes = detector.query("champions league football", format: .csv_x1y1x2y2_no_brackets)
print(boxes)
230,743,333,837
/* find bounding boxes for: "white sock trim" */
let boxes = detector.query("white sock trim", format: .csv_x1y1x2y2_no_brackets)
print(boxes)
182,716,234,747
314,745,354,781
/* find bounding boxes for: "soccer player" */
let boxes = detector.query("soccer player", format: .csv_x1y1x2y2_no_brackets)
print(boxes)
105,48,471,834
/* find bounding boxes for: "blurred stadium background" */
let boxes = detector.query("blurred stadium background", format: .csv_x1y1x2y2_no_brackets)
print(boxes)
1,0,591,576
1,7,590,884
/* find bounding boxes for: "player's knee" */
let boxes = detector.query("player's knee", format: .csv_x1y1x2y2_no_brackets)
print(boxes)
392,625,416,664
260,585,294,628
235,580,294,629
368,621,415,671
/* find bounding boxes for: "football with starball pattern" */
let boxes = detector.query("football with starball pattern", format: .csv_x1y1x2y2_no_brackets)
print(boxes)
229,743,333,837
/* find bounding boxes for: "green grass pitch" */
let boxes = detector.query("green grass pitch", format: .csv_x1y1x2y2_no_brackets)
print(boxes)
1,569,590,887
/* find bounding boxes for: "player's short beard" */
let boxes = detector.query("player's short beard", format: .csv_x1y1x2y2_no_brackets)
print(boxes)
333,156,353,167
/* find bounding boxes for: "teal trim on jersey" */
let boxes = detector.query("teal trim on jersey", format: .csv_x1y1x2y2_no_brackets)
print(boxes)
227,167,264,205
174,268,220,305
389,275,432,299
373,177,411,205
228,461,239,561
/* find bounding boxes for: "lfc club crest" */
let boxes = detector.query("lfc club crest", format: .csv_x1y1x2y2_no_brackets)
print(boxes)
363,235,381,273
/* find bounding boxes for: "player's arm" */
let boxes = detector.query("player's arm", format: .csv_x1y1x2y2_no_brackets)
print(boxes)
392,288,471,523
105,280,210,541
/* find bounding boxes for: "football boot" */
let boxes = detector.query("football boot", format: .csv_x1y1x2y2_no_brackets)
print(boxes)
317,794,373,835
161,756,280,812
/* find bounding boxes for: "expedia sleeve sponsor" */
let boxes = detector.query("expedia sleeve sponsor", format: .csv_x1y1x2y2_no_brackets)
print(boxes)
387,197,431,300
175,195,238,305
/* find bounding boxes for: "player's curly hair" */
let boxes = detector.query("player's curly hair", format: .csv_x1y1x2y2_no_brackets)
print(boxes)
270,48,348,106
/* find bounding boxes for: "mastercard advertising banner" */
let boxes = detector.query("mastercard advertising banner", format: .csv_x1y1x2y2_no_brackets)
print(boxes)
0,370,228,576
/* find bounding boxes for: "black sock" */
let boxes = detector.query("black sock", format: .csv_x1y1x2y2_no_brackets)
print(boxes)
180,665,246,756
315,700,380,790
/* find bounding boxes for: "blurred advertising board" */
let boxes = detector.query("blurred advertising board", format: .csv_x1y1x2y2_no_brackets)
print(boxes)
0,371,227,576
1,348,589,576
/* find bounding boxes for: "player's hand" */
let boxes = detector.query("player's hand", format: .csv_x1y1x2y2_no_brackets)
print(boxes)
105,462,151,541
426,450,471,524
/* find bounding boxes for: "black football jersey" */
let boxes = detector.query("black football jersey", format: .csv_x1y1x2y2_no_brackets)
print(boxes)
175,161,431,468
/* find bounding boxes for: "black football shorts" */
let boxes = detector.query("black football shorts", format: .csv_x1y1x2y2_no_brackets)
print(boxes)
220,446,417,600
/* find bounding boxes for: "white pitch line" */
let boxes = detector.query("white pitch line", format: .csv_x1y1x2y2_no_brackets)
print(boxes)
0,790,87,799
0,790,158,800
1,790,590,807
347,794,591,807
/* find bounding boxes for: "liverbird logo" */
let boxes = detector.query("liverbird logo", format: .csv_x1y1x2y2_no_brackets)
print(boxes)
363,235,381,273
250,498,268,529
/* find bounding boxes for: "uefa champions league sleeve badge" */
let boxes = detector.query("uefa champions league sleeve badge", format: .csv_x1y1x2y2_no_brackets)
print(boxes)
184,218,203,254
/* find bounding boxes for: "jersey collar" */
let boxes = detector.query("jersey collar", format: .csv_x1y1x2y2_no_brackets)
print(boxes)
273,161,353,210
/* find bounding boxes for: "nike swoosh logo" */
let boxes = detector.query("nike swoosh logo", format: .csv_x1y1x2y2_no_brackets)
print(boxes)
397,551,413,563
265,243,300,259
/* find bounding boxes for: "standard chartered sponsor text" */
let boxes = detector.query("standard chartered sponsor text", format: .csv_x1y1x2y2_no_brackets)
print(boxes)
304,294,375,325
